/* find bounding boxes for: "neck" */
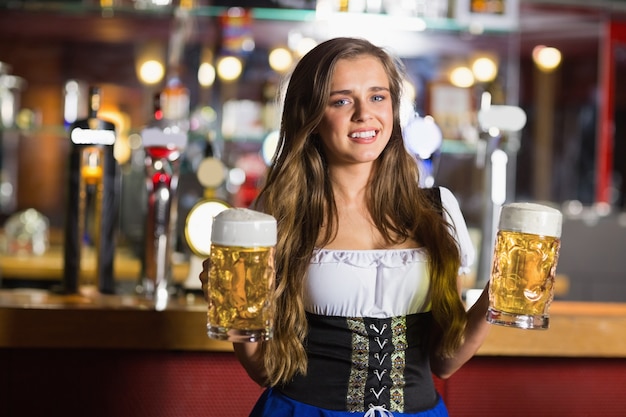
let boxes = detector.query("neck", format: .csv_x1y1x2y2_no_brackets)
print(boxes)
329,167,371,205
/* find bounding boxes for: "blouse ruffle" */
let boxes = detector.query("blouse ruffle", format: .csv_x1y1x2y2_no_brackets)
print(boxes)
310,247,429,268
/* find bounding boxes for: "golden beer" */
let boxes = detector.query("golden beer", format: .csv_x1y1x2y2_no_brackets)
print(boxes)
206,208,277,342
208,244,275,341
487,203,562,329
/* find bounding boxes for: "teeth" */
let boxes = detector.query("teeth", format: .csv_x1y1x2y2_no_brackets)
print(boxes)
350,130,376,138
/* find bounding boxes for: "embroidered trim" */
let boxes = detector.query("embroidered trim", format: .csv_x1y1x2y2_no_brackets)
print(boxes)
347,318,368,411
390,317,407,411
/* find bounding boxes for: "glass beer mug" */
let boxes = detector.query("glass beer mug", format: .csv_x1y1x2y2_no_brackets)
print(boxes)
487,202,562,329
207,208,277,342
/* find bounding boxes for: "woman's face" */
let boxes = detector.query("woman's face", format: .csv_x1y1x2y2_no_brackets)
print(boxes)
316,55,394,167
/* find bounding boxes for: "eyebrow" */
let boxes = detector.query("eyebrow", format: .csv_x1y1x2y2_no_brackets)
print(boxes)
329,86,390,96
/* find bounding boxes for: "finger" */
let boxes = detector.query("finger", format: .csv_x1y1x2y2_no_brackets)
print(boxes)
198,258,210,281
198,270,208,287
202,257,211,270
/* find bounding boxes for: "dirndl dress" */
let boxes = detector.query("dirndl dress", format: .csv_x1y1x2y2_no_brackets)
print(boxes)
248,188,474,417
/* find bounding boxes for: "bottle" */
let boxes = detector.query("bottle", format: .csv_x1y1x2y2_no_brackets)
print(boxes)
152,92,164,125
160,66,190,132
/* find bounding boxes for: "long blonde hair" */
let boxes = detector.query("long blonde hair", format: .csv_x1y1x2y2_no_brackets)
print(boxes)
253,37,466,386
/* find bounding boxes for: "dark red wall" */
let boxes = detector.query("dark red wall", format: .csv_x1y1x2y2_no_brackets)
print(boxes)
2,349,626,417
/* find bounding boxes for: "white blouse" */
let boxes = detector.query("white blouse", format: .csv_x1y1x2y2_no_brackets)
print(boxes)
304,187,475,319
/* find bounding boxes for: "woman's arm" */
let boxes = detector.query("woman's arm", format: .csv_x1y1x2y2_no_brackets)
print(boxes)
233,342,269,386
430,187,491,378
430,281,491,379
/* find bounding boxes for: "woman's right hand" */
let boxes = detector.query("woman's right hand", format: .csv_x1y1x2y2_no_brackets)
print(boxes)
199,257,211,302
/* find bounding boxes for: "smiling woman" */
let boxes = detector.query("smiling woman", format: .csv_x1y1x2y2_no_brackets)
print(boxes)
198,37,488,417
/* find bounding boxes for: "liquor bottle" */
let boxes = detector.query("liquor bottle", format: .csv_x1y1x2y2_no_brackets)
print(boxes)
160,66,190,132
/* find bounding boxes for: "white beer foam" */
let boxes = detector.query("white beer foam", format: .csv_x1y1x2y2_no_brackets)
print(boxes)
498,202,562,238
211,208,277,247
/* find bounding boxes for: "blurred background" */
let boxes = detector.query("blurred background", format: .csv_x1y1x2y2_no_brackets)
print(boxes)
0,0,625,301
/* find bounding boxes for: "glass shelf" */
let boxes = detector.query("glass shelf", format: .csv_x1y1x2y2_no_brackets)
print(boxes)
0,1,515,32
0,2,314,21
440,139,478,154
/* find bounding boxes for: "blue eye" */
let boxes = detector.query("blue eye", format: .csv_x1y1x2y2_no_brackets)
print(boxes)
332,98,350,107
372,95,385,102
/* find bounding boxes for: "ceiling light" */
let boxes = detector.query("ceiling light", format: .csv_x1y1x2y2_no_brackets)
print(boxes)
450,66,474,88
472,56,498,83
139,60,165,85
268,47,293,73
198,62,216,87
532,45,562,72
217,56,243,82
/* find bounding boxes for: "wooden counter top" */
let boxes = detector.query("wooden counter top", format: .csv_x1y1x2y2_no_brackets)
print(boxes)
0,289,232,351
0,245,190,282
1,289,625,357
478,301,626,358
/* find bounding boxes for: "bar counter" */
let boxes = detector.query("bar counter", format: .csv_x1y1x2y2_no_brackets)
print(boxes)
0,244,190,282
1,289,625,356
0,289,229,351
2,289,626,417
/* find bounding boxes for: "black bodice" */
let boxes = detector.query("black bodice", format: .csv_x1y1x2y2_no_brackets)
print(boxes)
278,312,438,413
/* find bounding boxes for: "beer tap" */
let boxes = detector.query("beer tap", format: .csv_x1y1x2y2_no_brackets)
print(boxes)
139,127,187,309
474,96,527,287
63,86,118,295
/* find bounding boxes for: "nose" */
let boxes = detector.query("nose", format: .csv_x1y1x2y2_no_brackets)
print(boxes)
352,100,374,122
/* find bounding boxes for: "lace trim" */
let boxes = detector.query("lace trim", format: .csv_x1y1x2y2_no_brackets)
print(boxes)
311,248,428,268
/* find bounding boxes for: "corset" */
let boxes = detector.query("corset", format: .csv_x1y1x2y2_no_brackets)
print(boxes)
277,312,438,412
